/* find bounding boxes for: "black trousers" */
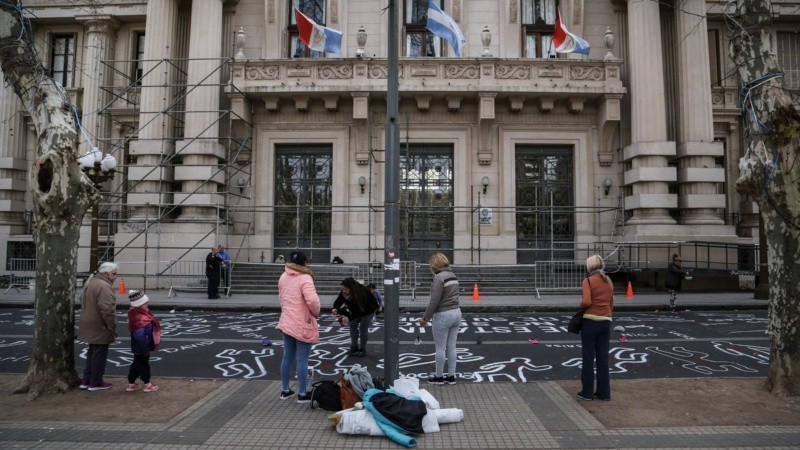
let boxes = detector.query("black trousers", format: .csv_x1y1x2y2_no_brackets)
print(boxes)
82,344,109,386
128,354,151,384
206,270,220,298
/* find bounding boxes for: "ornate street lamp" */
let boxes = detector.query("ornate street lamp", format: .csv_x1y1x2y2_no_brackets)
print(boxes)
79,148,116,273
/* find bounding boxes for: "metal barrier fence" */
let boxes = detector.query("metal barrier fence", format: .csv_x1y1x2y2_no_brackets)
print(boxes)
165,259,230,298
533,261,586,297
2,258,36,294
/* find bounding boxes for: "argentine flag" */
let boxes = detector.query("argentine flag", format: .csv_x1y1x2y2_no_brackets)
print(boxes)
426,0,466,57
295,7,342,54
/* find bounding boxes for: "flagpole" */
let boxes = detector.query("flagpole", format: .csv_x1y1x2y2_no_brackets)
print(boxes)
384,0,401,384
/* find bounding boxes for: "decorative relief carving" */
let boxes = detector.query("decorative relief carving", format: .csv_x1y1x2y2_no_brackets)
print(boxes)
453,0,461,22
330,0,338,23
368,65,387,79
510,0,518,24
570,66,604,81
245,65,280,80
496,65,530,79
712,93,723,105
268,0,275,23
318,65,353,79
368,64,405,79
573,1,582,25
444,65,479,79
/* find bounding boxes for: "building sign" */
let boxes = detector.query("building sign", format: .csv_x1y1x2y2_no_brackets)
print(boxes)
479,208,493,225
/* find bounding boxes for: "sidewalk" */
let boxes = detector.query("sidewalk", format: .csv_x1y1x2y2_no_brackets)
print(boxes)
2,288,788,449
1,377,797,448
0,285,768,313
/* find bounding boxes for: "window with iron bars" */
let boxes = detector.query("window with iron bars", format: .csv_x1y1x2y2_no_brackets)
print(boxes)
6,242,35,271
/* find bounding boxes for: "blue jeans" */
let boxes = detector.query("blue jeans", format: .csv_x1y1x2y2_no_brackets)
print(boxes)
579,319,611,400
432,308,462,377
280,333,312,395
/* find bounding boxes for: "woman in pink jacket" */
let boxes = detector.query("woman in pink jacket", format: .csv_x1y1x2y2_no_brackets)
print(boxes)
277,251,320,403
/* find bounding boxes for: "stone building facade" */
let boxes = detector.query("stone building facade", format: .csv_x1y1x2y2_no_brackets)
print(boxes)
1,0,798,283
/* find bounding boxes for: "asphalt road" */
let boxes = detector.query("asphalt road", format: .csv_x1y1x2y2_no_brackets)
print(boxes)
0,308,769,382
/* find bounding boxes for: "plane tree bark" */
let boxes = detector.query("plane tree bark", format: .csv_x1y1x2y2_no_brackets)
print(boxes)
728,0,800,396
0,2,98,399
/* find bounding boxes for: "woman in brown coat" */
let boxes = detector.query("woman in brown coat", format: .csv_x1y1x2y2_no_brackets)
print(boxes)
77,262,119,391
577,254,614,401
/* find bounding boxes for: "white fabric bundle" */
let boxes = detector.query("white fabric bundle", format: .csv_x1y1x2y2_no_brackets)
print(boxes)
335,409,467,435
390,376,440,409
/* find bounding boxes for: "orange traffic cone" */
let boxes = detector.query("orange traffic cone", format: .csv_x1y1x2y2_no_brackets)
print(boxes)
472,283,481,302
626,281,634,299
118,278,126,294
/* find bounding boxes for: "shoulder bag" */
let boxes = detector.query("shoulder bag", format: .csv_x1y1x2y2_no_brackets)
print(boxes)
567,276,592,334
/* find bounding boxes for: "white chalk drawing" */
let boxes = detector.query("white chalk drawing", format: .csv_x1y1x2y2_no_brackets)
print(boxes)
471,357,552,382
645,345,759,375
214,348,274,378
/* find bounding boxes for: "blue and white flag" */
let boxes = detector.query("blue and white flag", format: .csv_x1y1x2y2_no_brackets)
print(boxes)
426,0,466,57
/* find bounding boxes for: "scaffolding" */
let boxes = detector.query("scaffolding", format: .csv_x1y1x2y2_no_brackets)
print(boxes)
90,54,254,288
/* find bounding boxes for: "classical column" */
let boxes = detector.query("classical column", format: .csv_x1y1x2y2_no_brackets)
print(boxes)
675,0,725,224
75,15,120,156
175,0,225,220
622,0,677,225
128,0,179,218
0,74,27,231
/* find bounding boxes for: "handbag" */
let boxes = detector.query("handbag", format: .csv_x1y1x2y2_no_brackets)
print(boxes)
568,276,592,334
567,309,585,334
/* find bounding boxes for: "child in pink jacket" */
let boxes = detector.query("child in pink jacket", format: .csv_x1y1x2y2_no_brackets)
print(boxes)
277,251,320,403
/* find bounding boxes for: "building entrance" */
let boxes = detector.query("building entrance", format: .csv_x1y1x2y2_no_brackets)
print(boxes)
515,146,574,263
273,145,332,263
400,145,454,263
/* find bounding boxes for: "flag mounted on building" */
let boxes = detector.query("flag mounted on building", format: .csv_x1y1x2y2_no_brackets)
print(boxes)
426,0,466,57
553,9,590,55
294,7,342,54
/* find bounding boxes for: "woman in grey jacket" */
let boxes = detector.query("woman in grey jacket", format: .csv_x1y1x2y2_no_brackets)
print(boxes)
419,252,462,385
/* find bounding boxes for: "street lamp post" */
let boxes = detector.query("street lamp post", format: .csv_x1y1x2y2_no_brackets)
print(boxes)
79,148,116,273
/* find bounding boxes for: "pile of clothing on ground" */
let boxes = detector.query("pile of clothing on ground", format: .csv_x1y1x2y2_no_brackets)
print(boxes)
327,374,464,448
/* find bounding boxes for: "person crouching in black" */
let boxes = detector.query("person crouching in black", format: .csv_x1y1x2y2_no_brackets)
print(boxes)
332,277,378,357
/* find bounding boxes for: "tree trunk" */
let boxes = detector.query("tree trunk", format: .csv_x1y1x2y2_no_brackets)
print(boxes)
0,3,98,399
728,0,800,396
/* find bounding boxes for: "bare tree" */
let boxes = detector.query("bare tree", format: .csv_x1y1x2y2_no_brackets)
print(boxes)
728,0,800,396
0,1,98,399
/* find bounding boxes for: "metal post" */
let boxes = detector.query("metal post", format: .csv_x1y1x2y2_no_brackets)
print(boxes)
89,202,99,273
384,0,400,384
477,190,482,266
144,205,149,291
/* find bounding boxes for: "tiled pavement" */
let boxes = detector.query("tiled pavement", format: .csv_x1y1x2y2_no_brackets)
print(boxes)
3,289,793,448
1,379,798,449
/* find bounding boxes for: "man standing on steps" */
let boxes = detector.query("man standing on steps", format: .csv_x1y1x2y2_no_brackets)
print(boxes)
206,246,223,299
217,244,231,289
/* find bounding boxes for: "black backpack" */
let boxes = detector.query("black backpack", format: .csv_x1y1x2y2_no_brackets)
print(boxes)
310,380,342,411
